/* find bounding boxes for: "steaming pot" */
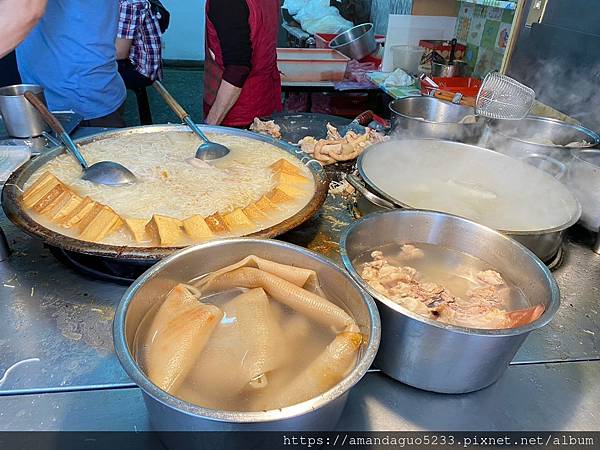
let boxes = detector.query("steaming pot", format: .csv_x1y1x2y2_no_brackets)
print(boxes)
485,116,600,165
565,149,600,233
350,139,581,263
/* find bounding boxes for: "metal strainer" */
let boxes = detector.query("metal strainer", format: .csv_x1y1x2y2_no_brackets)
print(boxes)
475,72,535,120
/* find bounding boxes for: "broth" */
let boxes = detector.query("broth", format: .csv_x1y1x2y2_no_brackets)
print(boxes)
23,131,315,246
133,285,354,411
354,243,531,329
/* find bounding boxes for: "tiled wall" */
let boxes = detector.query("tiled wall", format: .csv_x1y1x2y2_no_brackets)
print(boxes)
455,1,516,77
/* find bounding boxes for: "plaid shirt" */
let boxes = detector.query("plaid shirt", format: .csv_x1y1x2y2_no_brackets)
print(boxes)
118,0,163,81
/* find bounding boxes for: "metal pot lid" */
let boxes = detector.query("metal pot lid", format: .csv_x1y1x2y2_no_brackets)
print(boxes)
357,139,581,234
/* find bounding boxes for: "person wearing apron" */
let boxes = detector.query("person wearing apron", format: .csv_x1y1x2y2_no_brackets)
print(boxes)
203,0,282,127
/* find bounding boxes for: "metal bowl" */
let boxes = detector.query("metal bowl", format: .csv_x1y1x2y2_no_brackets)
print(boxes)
113,238,381,431
431,60,470,78
485,116,600,164
329,23,377,61
340,210,560,394
2,125,329,263
389,96,484,143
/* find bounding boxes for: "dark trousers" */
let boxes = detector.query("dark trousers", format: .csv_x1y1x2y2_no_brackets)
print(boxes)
117,59,154,125
80,107,126,128
0,51,21,87
117,59,153,90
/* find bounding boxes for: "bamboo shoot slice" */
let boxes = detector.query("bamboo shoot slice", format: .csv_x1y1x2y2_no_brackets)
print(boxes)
197,255,318,289
145,284,223,394
199,267,355,332
260,332,362,409
187,288,283,400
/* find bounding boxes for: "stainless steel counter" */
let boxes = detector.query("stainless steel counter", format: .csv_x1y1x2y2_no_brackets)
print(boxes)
1,179,599,431
2,362,600,431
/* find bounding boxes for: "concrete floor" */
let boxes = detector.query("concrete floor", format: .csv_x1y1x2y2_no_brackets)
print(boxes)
122,67,204,127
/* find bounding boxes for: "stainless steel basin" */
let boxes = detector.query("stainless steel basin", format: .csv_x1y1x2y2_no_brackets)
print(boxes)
113,238,380,431
389,96,484,143
341,210,560,394
329,23,378,61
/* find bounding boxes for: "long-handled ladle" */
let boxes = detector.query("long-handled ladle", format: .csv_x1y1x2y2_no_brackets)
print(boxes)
25,91,136,186
153,81,230,161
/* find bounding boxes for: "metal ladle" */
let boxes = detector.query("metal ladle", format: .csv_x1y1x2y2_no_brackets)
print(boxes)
24,91,136,186
153,81,229,160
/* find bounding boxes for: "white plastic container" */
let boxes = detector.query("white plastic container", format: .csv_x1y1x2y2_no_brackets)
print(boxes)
277,48,350,82
391,45,425,74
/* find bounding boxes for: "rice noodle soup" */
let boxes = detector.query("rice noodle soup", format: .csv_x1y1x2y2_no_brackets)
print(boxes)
21,131,315,246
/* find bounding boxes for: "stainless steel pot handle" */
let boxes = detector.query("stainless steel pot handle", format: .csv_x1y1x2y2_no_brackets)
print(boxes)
518,153,567,180
346,174,395,210
42,131,62,148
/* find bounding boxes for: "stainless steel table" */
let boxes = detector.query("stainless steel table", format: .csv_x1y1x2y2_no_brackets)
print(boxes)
1,175,599,431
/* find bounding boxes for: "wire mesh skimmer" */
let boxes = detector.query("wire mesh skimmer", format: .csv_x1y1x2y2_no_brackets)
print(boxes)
475,72,536,120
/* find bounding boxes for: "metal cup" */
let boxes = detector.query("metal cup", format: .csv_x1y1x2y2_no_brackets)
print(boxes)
0,84,50,138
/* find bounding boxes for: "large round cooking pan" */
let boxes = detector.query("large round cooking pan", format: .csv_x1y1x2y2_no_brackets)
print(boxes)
2,125,329,263
354,139,581,262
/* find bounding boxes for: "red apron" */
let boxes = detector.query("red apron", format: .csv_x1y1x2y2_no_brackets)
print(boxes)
203,0,282,127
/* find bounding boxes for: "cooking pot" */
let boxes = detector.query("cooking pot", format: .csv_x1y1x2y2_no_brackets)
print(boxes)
2,125,329,264
565,149,600,235
389,96,484,143
0,84,50,138
485,116,600,165
351,139,581,263
113,238,380,432
341,210,560,393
